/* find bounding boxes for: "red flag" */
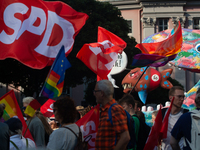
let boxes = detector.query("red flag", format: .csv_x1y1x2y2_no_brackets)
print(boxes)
77,27,126,80
0,90,34,141
160,97,174,139
40,99,55,118
76,104,100,150
144,105,162,150
0,0,88,69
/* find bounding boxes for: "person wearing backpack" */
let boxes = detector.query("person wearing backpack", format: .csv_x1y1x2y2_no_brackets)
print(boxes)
4,117,35,150
94,80,130,150
118,94,140,150
161,86,188,150
170,91,200,150
47,96,83,150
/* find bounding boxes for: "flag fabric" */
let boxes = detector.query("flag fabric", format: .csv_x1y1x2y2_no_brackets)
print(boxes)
40,46,71,98
40,99,55,118
77,26,127,80
24,97,48,117
144,104,163,150
76,104,100,150
160,97,174,139
0,90,34,141
0,0,88,69
132,21,182,67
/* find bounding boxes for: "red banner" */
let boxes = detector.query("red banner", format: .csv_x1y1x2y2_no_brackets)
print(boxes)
77,27,126,80
40,99,55,118
76,104,100,150
0,0,88,69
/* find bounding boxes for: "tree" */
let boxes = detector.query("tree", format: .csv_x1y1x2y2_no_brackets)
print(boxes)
0,0,140,97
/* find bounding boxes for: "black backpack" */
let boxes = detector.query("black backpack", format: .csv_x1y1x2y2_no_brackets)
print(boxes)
64,126,92,150
108,103,137,149
133,114,151,150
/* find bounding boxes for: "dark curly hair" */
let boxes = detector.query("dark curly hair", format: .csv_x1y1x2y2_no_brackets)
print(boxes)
53,96,77,124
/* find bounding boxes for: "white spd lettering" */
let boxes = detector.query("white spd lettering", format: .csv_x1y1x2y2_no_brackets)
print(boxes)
89,40,118,70
0,2,75,58
80,121,96,147
47,103,54,112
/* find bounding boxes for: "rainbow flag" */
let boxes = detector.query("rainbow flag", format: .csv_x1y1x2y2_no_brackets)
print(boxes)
0,90,34,141
40,45,71,98
132,21,182,67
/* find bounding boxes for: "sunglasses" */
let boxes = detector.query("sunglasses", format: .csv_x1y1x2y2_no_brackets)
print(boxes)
22,107,26,111
173,95,185,99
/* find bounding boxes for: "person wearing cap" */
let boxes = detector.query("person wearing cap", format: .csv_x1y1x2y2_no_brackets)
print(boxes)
5,117,35,150
23,97,45,147
0,103,10,150
170,91,200,150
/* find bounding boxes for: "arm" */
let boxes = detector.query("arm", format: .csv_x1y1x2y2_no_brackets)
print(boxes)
114,130,130,150
170,136,181,150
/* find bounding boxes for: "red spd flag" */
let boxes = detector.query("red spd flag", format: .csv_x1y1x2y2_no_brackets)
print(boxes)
40,99,55,118
76,104,100,150
77,27,126,79
0,0,88,69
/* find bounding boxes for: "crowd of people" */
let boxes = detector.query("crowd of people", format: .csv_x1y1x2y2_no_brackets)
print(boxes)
0,80,199,150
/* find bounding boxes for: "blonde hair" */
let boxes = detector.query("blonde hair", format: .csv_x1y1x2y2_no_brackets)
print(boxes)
22,97,34,104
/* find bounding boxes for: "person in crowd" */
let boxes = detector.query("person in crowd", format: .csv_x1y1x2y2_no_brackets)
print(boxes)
134,100,143,113
118,93,140,150
94,80,130,150
0,103,10,150
23,97,45,147
135,111,146,123
80,105,92,117
170,91,200,150
49,119,59,130
161,86,188,150
35,111,53,146
152,110,158,124
5,117,35,150
47,96,81,150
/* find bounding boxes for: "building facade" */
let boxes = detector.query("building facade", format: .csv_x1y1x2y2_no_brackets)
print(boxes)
99,0,200,91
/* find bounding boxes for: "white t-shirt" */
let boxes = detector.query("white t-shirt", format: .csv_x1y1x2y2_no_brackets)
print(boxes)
47,123,80,150
10,134,36,150
161,109,184,150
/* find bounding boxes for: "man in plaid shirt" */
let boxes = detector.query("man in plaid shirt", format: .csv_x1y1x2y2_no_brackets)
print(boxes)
94,80,130,150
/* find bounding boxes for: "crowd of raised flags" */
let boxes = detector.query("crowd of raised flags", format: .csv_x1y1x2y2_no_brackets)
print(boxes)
0,0,192,149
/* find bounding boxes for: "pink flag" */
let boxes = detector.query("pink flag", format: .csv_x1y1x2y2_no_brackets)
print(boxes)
144,104,162,150
76,104,100,150
76,27,126,80
0,0,88,69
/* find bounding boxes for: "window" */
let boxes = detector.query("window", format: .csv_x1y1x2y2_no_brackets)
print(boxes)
158,19,168,31
194,18,200,29
127,20,132,33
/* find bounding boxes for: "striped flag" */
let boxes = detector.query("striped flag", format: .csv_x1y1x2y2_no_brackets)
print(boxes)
24,46,71,117
40,45,71,98
0,90,34,141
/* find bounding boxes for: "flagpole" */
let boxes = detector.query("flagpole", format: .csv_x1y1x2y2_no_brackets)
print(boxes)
129,66,150,94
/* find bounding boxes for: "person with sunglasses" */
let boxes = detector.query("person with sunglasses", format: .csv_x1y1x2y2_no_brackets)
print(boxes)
161,86,188,150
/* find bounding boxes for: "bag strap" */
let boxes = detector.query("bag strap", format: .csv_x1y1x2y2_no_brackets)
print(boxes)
107,103,117,125
26,138,28,148
10,140,20,150
63,126,80,138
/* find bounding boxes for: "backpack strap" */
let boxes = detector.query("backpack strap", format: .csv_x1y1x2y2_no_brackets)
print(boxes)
107,103,117,125
10,140,20,150
63,126,80,138
107,103,119,145
26,138,28,148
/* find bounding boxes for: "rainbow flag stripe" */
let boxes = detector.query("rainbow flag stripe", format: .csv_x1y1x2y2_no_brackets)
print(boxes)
0,90,33,141
40,46,71,98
